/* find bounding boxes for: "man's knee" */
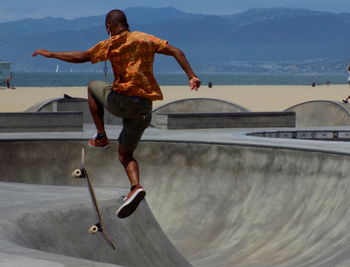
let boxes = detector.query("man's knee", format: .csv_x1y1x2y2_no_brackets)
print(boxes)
118,145,134,166
87,80,99,91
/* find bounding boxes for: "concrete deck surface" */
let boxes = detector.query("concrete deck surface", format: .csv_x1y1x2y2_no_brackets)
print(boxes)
1,124,350,266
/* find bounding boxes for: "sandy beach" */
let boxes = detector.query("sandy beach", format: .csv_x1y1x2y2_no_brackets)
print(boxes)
0,84,350,112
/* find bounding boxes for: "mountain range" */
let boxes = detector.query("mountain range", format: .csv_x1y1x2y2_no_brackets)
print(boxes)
1,7,350,73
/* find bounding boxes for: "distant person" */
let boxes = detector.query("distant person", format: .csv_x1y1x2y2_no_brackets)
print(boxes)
5,77,10,88
0,73,14,89
32,9,201,218
6,72,14,89
342,65,350,103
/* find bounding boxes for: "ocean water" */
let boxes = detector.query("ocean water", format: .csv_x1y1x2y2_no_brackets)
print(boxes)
10,72,348,87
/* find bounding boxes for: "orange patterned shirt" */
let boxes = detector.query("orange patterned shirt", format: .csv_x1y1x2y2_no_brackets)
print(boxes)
88,31,168,101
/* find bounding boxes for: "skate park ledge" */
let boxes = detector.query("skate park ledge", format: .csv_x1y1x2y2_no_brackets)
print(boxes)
0,112,83,132
152,111,296,129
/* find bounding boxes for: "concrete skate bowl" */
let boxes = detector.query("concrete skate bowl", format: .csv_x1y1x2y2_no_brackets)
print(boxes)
285,100,350,127
2,140,350,266
151,98,249,127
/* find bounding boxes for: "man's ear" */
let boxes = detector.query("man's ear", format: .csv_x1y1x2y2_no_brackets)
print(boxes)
106,23,111,34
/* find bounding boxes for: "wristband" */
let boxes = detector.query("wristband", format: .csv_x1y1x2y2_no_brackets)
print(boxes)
189,75,197,80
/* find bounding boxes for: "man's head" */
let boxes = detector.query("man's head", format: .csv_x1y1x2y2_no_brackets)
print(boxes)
105,10,129,36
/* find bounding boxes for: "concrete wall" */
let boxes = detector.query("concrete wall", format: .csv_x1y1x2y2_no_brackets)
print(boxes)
153,111,296,129
151,98,249,127
28,97,122,125
285,100,350,127
0,112,83,132
249,130,350,141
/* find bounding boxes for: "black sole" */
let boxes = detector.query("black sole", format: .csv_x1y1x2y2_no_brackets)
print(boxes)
117,191,146,218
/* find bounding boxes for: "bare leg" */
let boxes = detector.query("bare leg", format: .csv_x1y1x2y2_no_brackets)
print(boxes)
116,144,146,218
87,82,105,133
118,144,140,187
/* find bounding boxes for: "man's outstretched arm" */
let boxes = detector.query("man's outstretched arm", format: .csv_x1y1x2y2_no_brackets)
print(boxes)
32,49,90,63
158,44,201,90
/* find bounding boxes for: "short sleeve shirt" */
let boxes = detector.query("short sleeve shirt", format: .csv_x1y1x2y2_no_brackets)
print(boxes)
88,31,168,100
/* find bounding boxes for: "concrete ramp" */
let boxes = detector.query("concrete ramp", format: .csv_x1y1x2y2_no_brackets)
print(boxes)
285,100,350,127
2,140,350,266
151,98,249,127
0,181,190,267
25,95,122,125
153,98,250,113
0,112,83,132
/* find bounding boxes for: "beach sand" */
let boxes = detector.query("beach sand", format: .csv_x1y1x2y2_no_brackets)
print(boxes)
0,84,349,112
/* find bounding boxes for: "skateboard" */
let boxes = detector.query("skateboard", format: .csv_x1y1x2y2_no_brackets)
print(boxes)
72,148,116,249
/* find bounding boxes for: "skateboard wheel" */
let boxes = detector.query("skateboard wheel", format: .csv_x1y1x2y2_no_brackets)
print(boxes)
72,169,82,178
88,225,99,234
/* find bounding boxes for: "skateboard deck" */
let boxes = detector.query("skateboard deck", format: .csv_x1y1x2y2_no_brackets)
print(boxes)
72,148,116,249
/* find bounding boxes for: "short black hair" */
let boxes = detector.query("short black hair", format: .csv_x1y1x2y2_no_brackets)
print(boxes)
105,9,129,31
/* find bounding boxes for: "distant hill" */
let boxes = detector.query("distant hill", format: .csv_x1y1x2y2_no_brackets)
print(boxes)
1,7,350,73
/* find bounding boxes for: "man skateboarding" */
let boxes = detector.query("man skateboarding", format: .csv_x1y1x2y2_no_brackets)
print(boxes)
32,9,201,218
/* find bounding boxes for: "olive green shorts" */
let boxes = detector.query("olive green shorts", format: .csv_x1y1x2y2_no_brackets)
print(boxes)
88,80,152,151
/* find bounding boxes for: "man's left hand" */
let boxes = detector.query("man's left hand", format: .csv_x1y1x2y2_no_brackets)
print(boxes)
190,77,201,91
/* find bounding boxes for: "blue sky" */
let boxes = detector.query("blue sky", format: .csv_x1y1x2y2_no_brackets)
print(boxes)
1,0,350,22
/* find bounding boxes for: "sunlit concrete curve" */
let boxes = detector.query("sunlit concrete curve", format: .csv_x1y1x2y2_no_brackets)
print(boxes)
285,100,350,127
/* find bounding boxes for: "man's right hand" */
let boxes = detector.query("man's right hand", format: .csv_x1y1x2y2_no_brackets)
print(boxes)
31,50,90,63
32,49,52,58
